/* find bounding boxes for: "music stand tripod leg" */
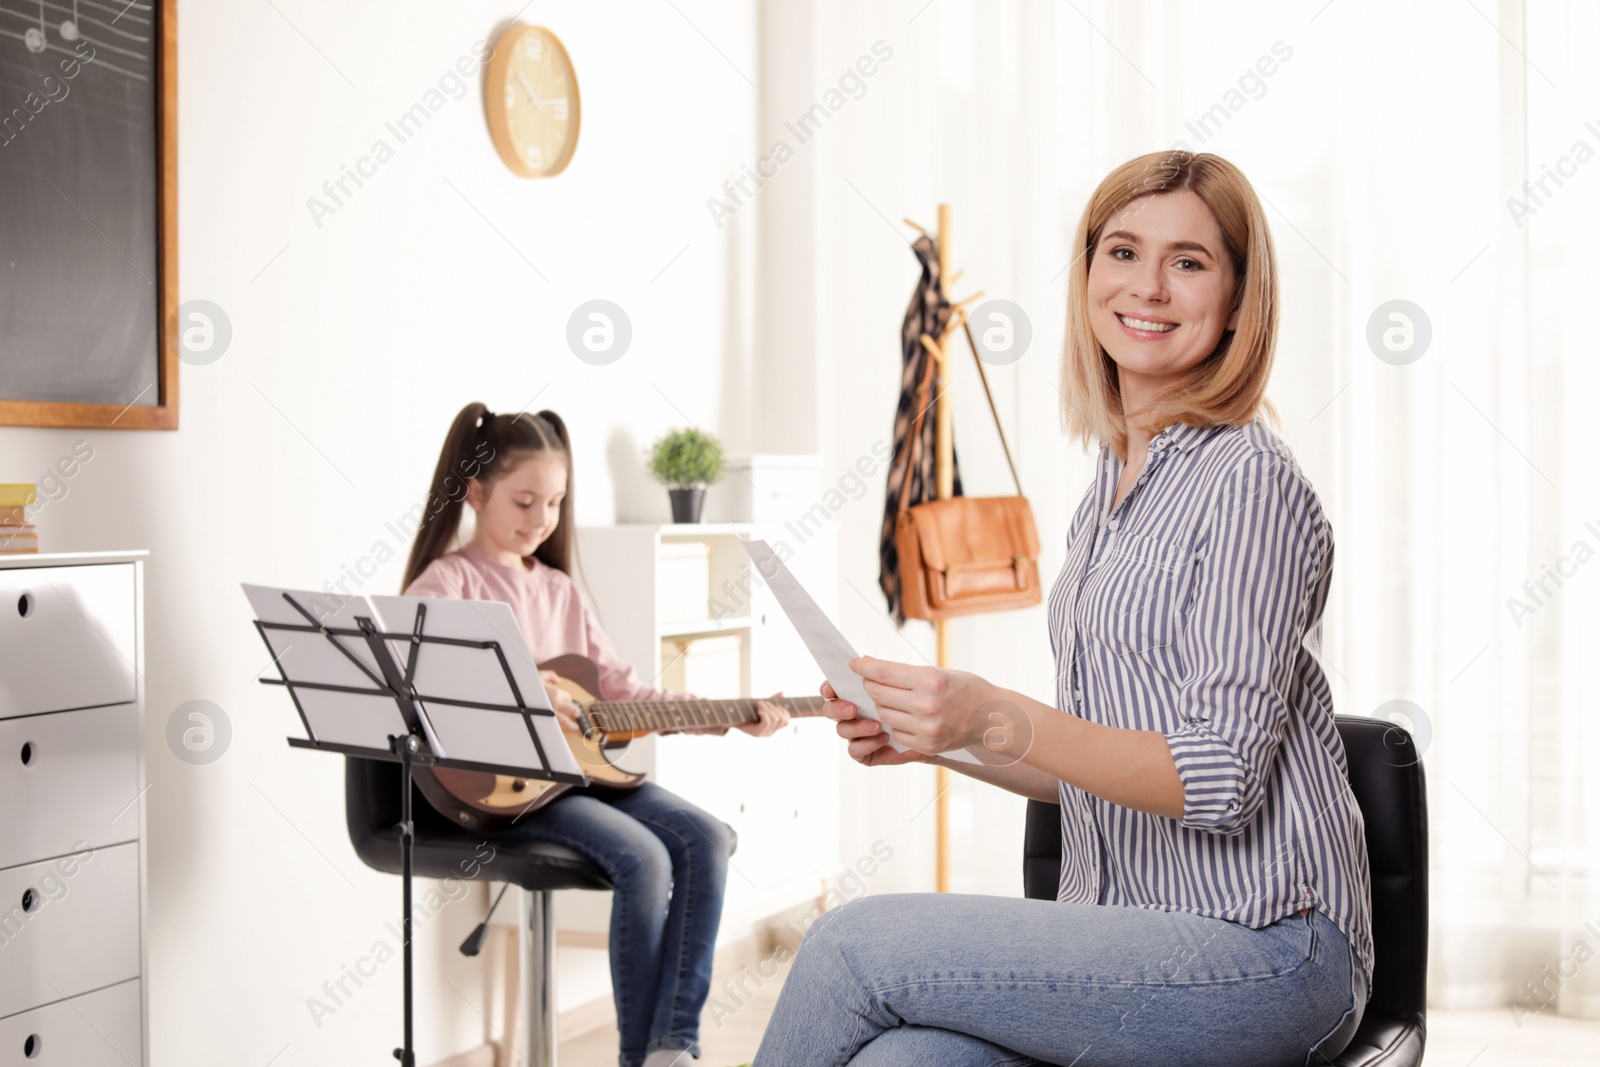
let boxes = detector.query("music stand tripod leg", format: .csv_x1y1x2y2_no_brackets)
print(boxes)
393,732,421,1067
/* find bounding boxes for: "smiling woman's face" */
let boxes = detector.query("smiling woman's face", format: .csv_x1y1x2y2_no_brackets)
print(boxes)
1086,189,1240,400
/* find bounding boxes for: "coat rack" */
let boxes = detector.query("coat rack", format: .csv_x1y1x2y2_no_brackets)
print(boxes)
903,203,985,893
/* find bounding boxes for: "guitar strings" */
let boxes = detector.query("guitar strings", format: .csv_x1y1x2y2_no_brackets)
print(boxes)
589,696,823,735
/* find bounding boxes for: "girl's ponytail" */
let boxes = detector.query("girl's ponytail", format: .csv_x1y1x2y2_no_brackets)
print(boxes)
401,403,573,591
402,403,492,591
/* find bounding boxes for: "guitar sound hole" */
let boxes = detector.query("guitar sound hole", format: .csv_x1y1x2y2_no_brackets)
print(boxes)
511,779,527,793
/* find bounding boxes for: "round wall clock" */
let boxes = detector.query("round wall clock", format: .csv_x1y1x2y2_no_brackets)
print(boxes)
484,25,581,178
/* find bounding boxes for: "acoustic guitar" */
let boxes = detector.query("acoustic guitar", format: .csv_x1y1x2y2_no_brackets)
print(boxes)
412,653,827,831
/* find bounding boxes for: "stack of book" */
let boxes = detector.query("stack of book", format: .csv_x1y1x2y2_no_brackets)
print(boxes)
0,485,38,554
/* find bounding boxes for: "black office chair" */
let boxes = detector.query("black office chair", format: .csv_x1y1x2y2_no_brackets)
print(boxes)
1022,715,1428,1067
345,757,613,1067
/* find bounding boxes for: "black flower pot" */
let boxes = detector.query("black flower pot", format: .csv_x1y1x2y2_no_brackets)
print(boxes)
668,487,706,524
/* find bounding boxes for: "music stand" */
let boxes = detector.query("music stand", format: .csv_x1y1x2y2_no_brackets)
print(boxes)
242,584,585,1067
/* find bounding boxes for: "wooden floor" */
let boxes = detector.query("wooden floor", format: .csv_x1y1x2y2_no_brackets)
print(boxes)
1422,1007,1600,1065
558,956,1600,1067
558,954,793,1067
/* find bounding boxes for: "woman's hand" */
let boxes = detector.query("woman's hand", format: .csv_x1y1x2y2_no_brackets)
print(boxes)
821,680,931,768
539,670,583,732
737,694,792,738
849,656,1017,759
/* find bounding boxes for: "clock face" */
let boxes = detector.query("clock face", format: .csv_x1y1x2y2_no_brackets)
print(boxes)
485,25,581,178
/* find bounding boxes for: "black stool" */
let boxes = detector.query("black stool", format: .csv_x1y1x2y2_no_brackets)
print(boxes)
1022,715,1429,1066
345,757,612,1067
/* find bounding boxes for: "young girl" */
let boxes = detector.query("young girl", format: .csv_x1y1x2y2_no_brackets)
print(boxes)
401,403,789,1067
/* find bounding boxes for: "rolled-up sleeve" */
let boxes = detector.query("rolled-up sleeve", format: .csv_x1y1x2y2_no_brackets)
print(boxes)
1165,452,1330,835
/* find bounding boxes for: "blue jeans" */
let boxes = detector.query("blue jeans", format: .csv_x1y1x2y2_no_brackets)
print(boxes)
496,782,733,1067
753,894,1367,1067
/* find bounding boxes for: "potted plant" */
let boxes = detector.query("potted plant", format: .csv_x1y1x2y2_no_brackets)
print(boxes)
648,427,724,523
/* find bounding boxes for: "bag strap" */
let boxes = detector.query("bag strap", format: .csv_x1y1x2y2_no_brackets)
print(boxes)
959,319,1023,495
899,316,1028,516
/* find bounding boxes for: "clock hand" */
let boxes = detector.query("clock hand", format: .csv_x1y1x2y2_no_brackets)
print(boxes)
514,69,541,106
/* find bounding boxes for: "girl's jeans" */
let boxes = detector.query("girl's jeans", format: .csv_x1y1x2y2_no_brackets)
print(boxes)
753,893,1367,1067
497,782,733,1067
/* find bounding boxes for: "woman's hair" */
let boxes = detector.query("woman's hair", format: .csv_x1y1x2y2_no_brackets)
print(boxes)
401,402,576,591
1061,150,1280,461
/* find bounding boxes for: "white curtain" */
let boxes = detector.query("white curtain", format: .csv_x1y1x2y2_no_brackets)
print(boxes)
800,0,1599,1017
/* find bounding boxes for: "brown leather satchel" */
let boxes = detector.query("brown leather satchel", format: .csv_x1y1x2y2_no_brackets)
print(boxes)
896,322,1042,621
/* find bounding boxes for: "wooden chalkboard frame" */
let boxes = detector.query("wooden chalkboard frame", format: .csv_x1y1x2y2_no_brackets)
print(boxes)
0,0,178,431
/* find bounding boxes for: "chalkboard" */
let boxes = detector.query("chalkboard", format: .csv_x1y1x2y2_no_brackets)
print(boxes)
0,0,176,429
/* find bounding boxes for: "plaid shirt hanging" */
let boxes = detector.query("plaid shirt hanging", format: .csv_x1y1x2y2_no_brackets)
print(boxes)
878,234,964,625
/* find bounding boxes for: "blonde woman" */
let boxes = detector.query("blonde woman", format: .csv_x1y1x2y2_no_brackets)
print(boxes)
753,152,1371,1067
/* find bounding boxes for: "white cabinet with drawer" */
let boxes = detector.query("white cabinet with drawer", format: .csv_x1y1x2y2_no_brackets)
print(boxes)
0,564,136,719
0,554,146,1066
0,979,141,1067
0,704,140,871
0,843,141,1018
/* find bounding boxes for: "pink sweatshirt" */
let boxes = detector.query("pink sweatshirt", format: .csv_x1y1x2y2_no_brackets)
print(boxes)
404,541,689,704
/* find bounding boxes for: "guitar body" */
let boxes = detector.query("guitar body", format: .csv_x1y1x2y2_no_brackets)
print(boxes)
414,654,644,832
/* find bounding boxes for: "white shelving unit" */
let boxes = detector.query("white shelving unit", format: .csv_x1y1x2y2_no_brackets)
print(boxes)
557,522,843,942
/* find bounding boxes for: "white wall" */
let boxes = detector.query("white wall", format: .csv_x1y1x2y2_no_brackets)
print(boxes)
4,1,760,1063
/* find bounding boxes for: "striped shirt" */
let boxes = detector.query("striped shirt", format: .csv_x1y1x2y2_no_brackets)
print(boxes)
1048,416,1373,990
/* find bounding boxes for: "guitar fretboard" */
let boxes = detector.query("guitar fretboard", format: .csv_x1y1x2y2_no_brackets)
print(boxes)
586,696,827,736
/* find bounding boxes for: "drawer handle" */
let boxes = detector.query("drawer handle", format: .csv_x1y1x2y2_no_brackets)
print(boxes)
21,887,39,913
24,1032,42,1058
16,592,31,619
20,741,33,766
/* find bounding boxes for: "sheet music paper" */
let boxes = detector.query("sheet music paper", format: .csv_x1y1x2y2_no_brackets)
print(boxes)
369,596,583,780
739,540,979,764
240,585,420,752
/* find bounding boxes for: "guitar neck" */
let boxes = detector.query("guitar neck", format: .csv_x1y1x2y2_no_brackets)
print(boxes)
585,695,828,737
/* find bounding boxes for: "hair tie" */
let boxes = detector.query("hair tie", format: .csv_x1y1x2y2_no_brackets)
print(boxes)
478,409,496,433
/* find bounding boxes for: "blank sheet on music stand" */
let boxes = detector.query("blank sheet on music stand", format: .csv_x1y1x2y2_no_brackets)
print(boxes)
370,595,582,779
241,584,411,751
